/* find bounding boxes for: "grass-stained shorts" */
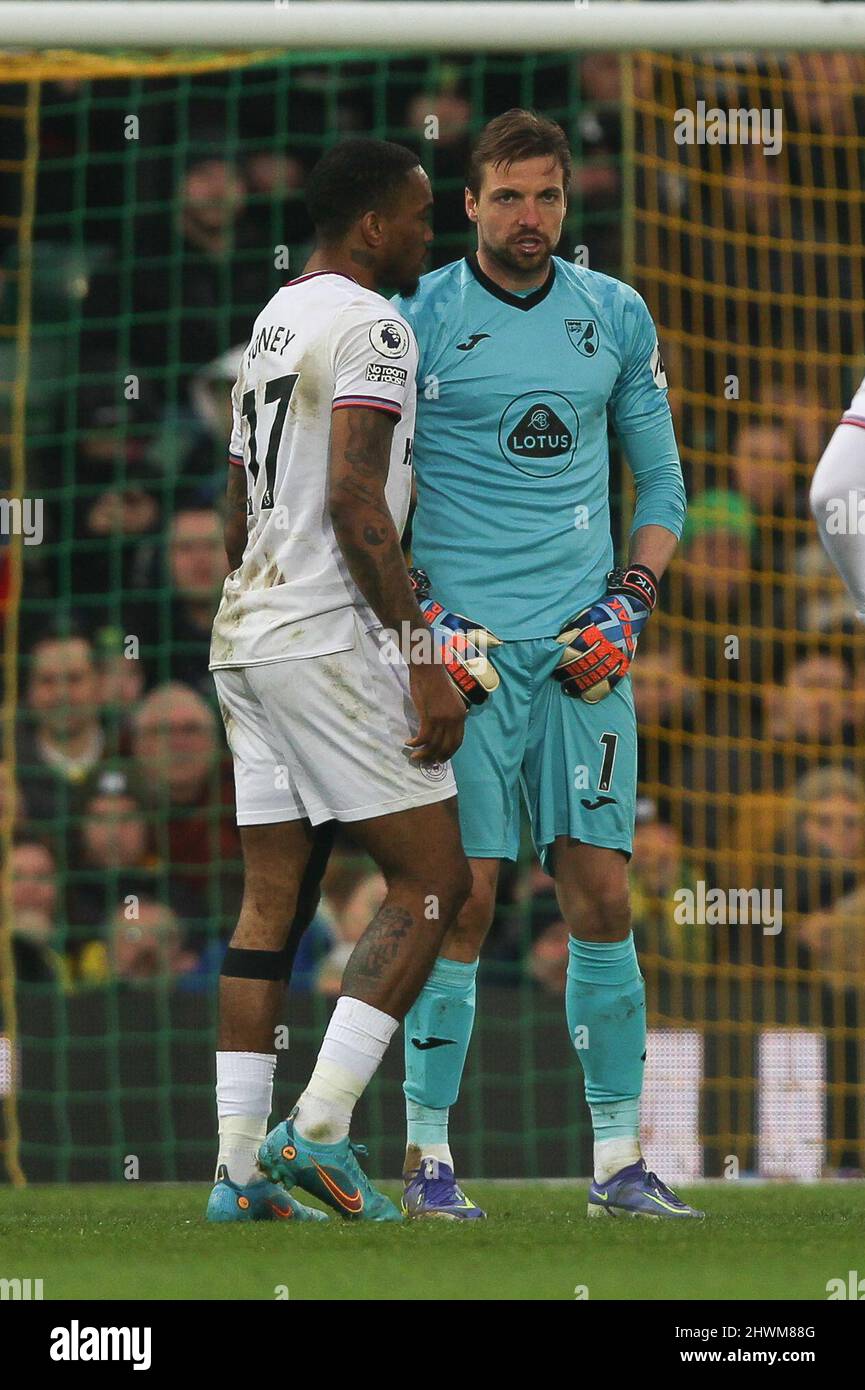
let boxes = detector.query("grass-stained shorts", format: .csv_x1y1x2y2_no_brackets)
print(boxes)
213,615,457,826
453,636,637,867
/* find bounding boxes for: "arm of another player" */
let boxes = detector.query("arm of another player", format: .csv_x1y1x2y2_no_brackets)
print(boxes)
328,405,466,763
223,373,250,571
810,378,865,622
223,461,248,571
554,290,686,701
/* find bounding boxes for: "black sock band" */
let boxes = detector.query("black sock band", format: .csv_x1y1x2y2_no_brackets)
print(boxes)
220,946,291,982
222,821,337,984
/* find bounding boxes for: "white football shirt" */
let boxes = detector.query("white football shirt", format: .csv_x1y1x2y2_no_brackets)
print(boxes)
810,370,865,622
209,271,417,668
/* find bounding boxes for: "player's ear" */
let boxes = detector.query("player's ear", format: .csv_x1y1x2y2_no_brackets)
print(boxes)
358,209,384,248
465,187,478,224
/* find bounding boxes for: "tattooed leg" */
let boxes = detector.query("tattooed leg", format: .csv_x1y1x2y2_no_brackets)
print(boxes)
341,798,472,1020
271,799,471,1162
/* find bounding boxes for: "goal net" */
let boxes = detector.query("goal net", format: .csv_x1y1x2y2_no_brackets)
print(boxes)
1,4,863,1184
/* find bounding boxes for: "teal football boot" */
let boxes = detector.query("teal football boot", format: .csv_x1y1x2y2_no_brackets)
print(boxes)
206,1164,329,1223
258,1109,402,1222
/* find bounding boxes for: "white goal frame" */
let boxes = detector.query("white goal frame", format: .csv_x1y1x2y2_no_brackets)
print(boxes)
1,3,865,54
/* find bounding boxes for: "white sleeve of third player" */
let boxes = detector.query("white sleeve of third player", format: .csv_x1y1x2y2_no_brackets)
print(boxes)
810,373,865,622
228,373,244,463
330,308,417,421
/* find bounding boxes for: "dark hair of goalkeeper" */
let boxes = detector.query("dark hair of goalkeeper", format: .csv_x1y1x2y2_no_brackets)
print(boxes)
467,108,573,197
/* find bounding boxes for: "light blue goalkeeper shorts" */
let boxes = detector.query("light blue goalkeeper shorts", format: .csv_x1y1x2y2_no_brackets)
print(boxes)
452,636,637,868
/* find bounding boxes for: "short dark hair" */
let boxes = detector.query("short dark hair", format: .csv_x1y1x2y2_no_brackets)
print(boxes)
467,108,572,196
27,622,95,661
306,138,422,242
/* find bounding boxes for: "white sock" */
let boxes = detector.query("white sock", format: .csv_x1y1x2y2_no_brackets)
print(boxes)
215,1050,276,1185
294,996,398,1145
594,1136,642,1183
420,1143,453,1168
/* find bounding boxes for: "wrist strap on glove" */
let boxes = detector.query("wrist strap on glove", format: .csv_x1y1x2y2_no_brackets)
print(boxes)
606,563,658,613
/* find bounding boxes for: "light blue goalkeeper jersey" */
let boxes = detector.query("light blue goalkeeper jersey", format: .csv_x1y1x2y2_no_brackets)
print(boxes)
392,253,686,639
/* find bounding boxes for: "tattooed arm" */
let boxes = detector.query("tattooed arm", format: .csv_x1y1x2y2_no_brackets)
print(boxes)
329,407,426,640
223,463,248,571
329,405,465,762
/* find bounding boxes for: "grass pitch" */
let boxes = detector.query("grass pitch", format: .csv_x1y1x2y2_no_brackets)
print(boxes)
1,1183,861,1301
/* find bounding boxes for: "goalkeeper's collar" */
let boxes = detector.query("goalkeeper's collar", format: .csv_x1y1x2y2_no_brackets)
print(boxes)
465,251,556,311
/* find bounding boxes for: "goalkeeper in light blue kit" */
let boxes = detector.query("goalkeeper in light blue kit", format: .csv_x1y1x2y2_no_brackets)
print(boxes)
392,109,699,1220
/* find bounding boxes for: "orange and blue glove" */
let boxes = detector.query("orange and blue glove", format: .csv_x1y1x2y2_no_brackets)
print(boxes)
553,563,658,702
409,567,503,707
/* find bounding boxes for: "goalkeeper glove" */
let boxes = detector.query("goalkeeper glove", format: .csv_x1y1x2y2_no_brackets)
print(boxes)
553,563,658,702
409,567,503,707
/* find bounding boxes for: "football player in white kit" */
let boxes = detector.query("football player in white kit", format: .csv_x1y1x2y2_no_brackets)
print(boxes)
206,140,482,1223
811,372,865,621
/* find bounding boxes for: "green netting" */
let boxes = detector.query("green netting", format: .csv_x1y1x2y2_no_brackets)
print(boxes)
4,44,863,1189
2,49,614,1183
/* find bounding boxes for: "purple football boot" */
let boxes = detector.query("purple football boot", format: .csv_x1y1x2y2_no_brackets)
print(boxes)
402,1157,486,1220
587,1159,704,1220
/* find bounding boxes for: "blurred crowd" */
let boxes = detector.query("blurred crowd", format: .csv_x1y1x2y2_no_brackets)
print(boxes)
3,51,865,1002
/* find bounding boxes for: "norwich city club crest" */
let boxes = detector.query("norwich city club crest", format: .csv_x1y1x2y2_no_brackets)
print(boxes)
565,319,599,356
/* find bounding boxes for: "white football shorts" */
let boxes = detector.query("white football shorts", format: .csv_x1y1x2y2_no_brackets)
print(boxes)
212,618,457,826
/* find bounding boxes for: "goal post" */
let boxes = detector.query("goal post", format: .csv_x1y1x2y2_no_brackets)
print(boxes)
2,4,865,1186
1,3,865,53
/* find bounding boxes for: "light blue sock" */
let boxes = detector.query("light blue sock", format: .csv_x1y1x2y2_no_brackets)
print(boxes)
405,1099,449,1150
404,957,478,1158
565,934,645,1142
